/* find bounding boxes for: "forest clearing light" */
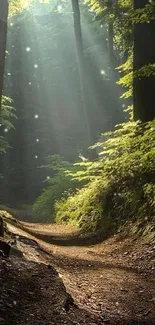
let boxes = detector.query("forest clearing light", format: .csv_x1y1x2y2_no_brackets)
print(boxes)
29,82,32,85
122,104,126,108
36,138,39,142
35,155,38,159
4,128,8,133
46,176,50,180
34,114,39,119
34,64,38,69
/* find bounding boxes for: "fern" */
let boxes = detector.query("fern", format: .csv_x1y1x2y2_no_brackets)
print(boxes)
55,120,155,233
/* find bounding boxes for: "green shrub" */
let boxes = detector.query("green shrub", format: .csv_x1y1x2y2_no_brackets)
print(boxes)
0,96,16,156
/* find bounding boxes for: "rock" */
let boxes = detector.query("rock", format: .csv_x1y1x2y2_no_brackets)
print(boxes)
0,239,11,257
0,239,23,258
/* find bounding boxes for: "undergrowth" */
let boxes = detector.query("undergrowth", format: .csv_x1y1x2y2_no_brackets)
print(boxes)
33,119,155,236
33,155,83,221
55,119,155,234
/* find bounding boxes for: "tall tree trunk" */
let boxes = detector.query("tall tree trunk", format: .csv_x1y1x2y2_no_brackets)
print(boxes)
0,0,8,115
107,0,118,80
71,0,92,147
133,0,155,122
107,0,123,126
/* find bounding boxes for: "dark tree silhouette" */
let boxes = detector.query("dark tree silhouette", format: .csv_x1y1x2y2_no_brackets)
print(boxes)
133,0,155,122
0,0,8,113
71,0,93,146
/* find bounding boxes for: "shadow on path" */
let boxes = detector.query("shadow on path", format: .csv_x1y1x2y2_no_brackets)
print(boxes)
25,226,109,247
23,227,144,276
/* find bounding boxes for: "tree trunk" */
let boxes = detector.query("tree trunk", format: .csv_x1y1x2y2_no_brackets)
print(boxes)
0,0,8,115
107,0,118,80
71,0,93,147
106,0,123,125
133,0,155,122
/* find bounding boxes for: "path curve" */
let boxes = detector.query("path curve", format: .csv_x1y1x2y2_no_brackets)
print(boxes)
6,222,155,324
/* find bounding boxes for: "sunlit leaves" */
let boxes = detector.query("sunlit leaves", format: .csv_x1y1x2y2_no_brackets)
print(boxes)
130,3,155,24
8,0,49,17
1,96,16,130
9,0,31,17
118,0,132,8
0,96,16,154
54,119,155,230
118,62,155,98
85,0,107,16
134,63,155,78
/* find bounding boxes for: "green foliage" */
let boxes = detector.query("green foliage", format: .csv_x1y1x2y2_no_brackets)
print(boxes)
33,155,81,221
117,54,133,98
86,0,155,101
9,0,49,17
9,0,32,17
1,96,16,130
130,3,155,24
118,59,155,98
0,96,16,156
55,120,155,234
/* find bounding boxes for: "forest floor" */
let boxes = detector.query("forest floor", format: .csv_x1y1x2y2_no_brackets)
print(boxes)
0,220,155,325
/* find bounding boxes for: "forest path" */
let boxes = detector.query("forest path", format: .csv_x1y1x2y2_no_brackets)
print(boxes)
6,221,155,325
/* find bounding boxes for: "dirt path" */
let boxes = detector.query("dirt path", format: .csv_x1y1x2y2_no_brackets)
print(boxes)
4,222,155,325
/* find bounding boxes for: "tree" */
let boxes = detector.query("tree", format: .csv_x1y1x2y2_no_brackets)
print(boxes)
133,0,155,122
71,0,93,146
0,0,8,113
